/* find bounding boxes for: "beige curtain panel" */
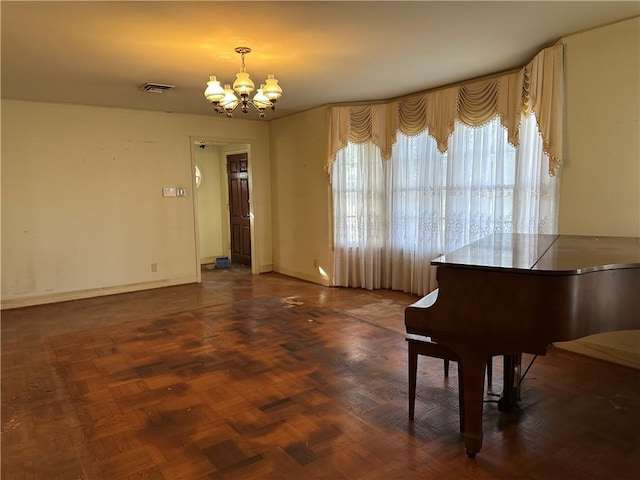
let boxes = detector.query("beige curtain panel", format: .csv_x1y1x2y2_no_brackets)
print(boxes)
327,44,564,176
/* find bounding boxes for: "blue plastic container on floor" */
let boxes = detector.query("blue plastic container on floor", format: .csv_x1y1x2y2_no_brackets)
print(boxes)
215,257,230,269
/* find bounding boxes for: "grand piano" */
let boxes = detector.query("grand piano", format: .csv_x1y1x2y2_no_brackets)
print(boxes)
405,233,640,457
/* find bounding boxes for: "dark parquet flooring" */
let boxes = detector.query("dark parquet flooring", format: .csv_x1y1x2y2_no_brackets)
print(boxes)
1,266,639,479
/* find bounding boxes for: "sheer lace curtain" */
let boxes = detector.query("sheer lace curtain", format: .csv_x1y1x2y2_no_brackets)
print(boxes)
332,142,385,289
332,114,559,296
514,114,559,234
329,45,563,296
382,131,446,294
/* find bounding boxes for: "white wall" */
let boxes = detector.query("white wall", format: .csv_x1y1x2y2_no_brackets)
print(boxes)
1,100,272,308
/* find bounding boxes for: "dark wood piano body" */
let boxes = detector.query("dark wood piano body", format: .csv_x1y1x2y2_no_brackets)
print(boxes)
405,234,640,456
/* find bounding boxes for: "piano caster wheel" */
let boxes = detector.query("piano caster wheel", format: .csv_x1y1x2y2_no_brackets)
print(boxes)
466,450,477,458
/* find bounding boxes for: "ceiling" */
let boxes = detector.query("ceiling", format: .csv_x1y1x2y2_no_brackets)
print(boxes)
2,1,638,121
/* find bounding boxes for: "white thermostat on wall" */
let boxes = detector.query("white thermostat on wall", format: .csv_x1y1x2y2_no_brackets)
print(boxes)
162,187,177,197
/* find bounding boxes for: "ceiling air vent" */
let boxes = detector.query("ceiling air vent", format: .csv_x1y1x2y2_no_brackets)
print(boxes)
139,83,175,94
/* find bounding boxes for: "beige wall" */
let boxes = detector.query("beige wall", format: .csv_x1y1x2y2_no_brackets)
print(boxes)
269,108,333,285
555,17,640,366
559,17,640,237
1,100,272,307
195,144,225,263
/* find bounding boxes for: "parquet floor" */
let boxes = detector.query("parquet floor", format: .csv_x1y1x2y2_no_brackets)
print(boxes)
2,266,639,479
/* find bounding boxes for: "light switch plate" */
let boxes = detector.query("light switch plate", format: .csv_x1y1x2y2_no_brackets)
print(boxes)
163,187,177,197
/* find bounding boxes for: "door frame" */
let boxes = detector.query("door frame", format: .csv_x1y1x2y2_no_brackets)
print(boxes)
189,136,256,283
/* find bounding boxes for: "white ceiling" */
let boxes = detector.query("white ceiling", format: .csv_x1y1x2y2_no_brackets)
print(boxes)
2,1,638,121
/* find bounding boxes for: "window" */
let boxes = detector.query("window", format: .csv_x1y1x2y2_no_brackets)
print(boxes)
332,114,558,295
332,142,385,248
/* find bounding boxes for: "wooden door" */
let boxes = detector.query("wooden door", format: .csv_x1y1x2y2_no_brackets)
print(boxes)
227,153,251,267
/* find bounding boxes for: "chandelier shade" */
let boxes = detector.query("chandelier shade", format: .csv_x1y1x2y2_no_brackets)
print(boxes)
204,47,282,118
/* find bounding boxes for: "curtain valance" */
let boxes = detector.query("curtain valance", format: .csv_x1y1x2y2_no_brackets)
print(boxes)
327,44,564,175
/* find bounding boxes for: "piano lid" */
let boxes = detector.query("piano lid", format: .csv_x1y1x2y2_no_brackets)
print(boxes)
432,233,640,275
532,235,640,273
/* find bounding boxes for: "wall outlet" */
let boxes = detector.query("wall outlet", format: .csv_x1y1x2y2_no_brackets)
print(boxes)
151,263,157,272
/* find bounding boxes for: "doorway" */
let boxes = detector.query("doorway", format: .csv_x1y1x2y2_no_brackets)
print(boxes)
192,141,252,279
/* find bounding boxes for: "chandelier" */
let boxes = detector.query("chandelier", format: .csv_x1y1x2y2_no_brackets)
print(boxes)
204,47,283,118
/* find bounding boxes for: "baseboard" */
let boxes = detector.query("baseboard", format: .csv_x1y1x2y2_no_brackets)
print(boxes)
272,266,332,287
1,276,198,310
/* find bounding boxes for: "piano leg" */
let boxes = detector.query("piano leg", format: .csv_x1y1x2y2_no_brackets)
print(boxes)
408,342,417,420
456,350,488,457
497,353,522,412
